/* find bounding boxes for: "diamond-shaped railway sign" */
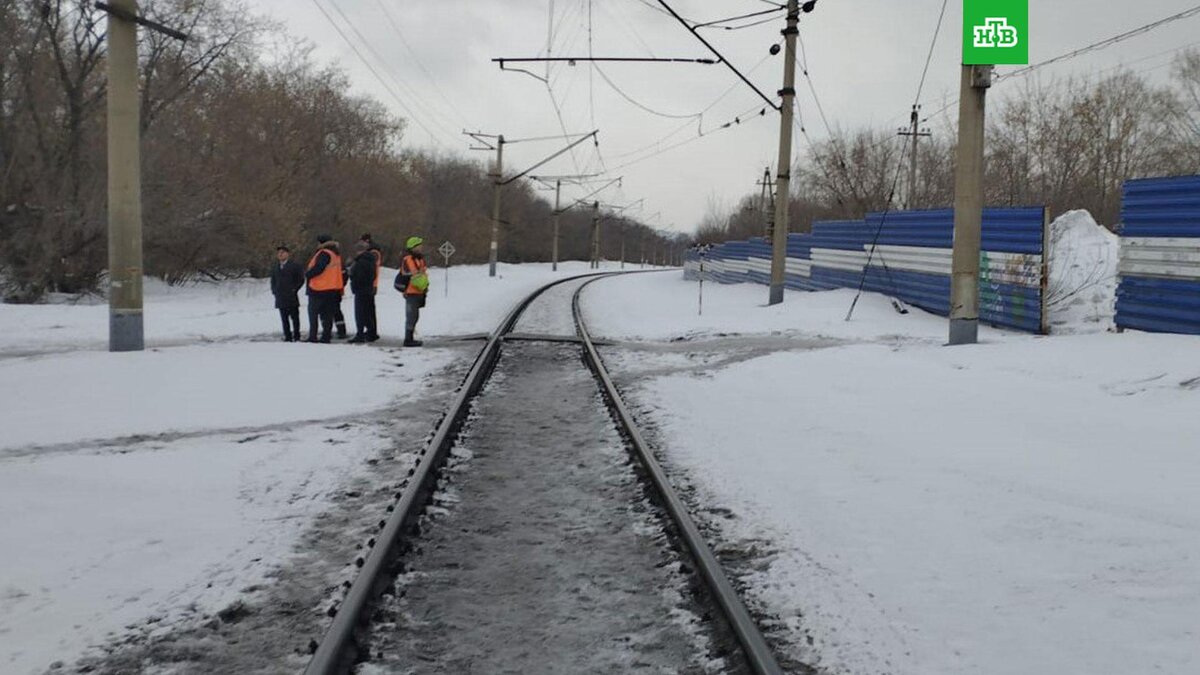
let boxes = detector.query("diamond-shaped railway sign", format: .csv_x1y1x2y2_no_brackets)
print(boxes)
438,241,456,259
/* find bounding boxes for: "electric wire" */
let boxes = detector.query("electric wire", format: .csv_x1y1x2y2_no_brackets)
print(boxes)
846,0,950,321
373,0,471,129
694,6,785,30
325,1,462,145
653,0,781,110
307,0,450,148
1000,4,1200,81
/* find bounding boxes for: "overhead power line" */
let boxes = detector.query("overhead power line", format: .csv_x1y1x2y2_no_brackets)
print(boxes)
653,0,781,110
372,0,470,128
693,6,785,30
913,0,950,105
307,0,450,148
1001,4,1200,81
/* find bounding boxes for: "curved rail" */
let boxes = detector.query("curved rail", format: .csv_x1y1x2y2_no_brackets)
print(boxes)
304,273,603,675
572,276,785,675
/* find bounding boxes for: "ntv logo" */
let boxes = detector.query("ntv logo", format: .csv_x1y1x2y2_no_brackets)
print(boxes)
973,17,1019,48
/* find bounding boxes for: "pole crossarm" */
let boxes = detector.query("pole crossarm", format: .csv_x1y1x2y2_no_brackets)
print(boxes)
500,130,599,186
654,0,781,111
559,177,622,214
495,57,719,65
94,2,188,40
464,131,499,151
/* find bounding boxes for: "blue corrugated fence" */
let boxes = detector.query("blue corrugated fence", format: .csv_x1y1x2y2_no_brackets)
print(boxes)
684,207,1049,334
1116,176,1200,335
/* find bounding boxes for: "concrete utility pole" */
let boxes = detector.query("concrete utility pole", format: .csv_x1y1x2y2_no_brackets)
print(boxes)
768,0,799,306
897,104,932,209
590,201,600,269
106,0,144,352
620,221,626,269
949,64,993,346
757,167,775,238
552,179,561,271
489,135,505,277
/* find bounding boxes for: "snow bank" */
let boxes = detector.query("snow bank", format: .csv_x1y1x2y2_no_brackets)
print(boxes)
2,261,628,353
1046,210,1118,334
582,272,1200,674
584,273,998,344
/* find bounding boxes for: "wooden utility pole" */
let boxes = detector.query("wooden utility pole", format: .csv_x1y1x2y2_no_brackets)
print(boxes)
106,0,144,352
949,65,992,346
768,0,799,306
897,104,932,209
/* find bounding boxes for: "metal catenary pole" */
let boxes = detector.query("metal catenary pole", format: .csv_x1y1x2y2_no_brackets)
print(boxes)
768,0,799,307
106,0,144,352
948,64,992,346
489,135,505,277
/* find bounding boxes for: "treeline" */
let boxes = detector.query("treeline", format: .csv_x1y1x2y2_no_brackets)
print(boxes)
0,0,674,301
699,55,1200,243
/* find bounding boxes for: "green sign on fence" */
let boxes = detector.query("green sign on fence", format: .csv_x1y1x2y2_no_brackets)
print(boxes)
963,0,1029,65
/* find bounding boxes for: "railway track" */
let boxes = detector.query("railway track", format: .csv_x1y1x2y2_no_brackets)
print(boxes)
304,273,784,675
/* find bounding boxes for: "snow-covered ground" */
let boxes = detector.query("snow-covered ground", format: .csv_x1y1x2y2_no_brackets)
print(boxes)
0,262,615,675
3,261,622,354
584,270,1200,674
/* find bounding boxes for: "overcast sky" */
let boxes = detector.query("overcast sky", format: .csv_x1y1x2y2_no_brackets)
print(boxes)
253,0,1200,234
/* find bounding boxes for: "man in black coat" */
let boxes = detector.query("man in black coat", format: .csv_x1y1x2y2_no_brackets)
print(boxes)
269,246,304,341
347,240,379,343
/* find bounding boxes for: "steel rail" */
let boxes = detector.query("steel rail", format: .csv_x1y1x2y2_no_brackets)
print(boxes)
572,276,785,675
304,273,606,675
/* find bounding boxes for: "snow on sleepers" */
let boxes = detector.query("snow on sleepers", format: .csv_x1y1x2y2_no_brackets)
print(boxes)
1117,175,1200,335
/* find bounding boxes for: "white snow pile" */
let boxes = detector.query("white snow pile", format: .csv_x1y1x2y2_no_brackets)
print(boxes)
1046,209,1118,334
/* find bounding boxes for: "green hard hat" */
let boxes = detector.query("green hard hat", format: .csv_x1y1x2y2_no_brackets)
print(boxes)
406,236,424,249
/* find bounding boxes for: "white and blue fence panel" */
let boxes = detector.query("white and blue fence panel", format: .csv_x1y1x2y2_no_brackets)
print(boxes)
685,206,1049,334
1116,176,1200,335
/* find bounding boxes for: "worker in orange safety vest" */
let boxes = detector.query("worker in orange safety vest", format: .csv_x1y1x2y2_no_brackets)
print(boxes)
304,234,344,343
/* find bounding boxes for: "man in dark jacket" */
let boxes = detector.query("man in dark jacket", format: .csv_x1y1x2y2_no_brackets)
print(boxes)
270,246,304,342
304,235,344,343
360,233,382,340
348,240,380,343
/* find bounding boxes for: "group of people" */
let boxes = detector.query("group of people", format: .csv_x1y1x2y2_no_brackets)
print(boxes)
270,233,429,346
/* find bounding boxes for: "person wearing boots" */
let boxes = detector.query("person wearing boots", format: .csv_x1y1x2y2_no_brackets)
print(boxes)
332,265,349,340
348,240,379,343
269,246,304,342
360,233,382,341
399,237,429,347
304,234,344,343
